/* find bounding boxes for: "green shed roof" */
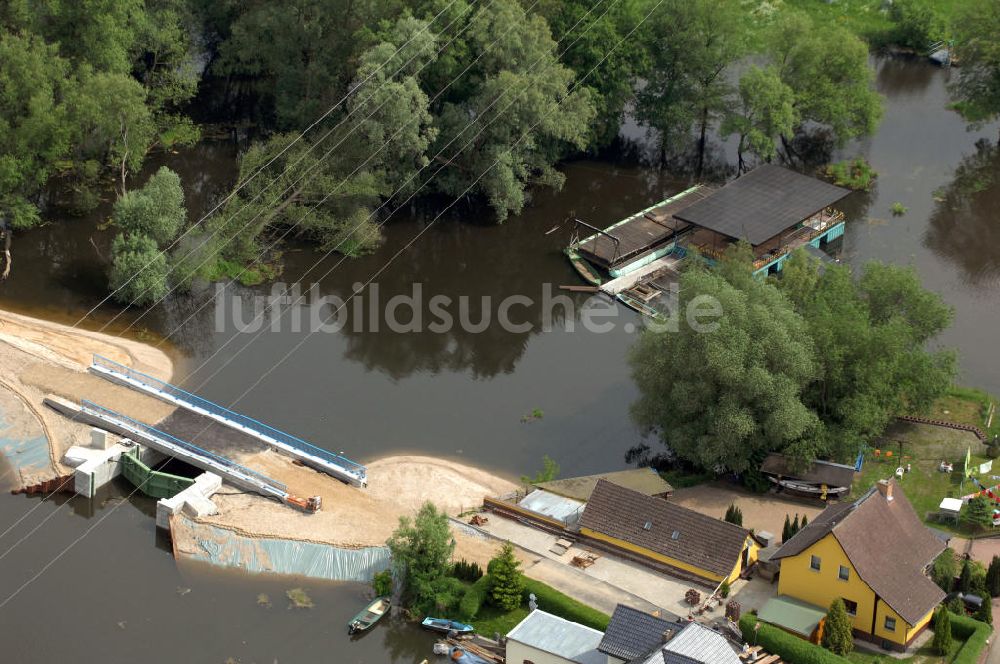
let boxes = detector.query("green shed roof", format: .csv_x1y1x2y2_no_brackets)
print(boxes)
758,596,827,637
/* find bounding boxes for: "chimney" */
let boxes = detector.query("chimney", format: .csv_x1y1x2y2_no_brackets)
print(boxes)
661,629,675,644
756,530,774,547
877,479,893,501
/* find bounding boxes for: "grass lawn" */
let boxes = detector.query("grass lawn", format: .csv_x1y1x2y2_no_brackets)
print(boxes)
926,387,1000,440
462,578,611,637
855,433,991,536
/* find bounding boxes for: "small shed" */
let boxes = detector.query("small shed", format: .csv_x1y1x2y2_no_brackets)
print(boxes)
758,596,828,644
760,453,856,500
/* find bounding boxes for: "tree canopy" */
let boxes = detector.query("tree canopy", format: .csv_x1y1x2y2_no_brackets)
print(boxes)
630,246,955,472
951,1,1000,125
386,501,456,612
629,246,821,473
108,166,187,305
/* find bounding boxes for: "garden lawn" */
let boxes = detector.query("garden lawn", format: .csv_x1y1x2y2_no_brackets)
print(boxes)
467,578,611,637
854,448,990,537
927,387,1000,440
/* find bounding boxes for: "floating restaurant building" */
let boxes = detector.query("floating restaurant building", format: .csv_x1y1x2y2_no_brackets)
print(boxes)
566,165,851,316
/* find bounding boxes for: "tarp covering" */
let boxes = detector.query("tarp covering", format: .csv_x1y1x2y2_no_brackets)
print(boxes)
172,516,391,582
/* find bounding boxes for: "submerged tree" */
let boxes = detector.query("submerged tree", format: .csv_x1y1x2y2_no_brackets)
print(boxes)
636,0,747,170
430,0,596,219
950,1,1000,126
767,12,882,156
629,245,821,473
776,252,955,460
202,15,439,273
108,167,187,306
721,66,798,173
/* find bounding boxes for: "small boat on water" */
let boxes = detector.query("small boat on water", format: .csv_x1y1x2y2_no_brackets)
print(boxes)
347,596,391,634
421,617,474,635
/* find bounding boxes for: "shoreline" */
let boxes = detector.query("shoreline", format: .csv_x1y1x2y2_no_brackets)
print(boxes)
0,307,175,486
0,306,519,575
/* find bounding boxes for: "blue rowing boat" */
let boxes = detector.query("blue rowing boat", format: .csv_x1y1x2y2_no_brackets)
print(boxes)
421,617,474,634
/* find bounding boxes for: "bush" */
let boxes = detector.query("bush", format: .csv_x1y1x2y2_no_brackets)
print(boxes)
724,504,743,526
458,575,491,620
372,570,393,597
932,548,957,592
824,158,877,191
739,614,851,664
889,0,944,51
986,556,1000,596
719,581,730,598
452,559,483,583
821,599,854,655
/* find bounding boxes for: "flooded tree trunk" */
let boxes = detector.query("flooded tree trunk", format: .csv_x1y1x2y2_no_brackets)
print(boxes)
697,107,709,177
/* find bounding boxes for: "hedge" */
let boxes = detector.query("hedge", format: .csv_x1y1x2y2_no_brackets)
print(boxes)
458,575,491,620
948,612,990,664
739,615,852,664
522,578,611,632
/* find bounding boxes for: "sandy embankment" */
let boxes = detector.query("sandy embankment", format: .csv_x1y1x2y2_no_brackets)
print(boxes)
181,451,519,566
0,308,175,485
0,307,519,565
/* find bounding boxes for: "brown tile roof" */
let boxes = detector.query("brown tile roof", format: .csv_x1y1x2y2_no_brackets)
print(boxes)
773,480,945,624
579,479,751,578
536,468,673,502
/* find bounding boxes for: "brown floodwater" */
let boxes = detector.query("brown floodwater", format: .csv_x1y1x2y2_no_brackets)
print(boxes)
0,55,997,662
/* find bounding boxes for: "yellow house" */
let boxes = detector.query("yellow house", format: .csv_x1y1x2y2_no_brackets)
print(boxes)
578,479,760,585
766,479,945,651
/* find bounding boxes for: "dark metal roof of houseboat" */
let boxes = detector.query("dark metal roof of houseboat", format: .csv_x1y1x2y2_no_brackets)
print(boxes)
576,185,713,268
671,165,850,246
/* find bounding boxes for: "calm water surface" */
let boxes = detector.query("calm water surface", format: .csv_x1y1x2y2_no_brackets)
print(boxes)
0,56,997,663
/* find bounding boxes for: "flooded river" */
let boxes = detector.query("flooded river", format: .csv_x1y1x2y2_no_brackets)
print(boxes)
0,56,997,662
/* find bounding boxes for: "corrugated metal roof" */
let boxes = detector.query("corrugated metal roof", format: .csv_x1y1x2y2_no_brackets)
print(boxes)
506,610,605,663
662,622,741,664
518,489,586,524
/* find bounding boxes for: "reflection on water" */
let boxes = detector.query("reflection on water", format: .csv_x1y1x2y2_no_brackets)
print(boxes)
0,54,999,664
0,479,433,663
925,138,1000,286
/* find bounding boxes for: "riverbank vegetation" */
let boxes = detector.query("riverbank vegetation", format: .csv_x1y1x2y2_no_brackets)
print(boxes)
385,501,607,633
1,1,997,304
630,246,957,474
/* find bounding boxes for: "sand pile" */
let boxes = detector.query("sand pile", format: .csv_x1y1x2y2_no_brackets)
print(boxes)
190,449,517,558
0,308,174,484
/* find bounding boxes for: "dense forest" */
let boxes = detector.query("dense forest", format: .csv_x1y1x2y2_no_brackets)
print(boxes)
0,0,997,305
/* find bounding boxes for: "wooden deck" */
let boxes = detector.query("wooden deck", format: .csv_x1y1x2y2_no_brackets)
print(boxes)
576,186,713,268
